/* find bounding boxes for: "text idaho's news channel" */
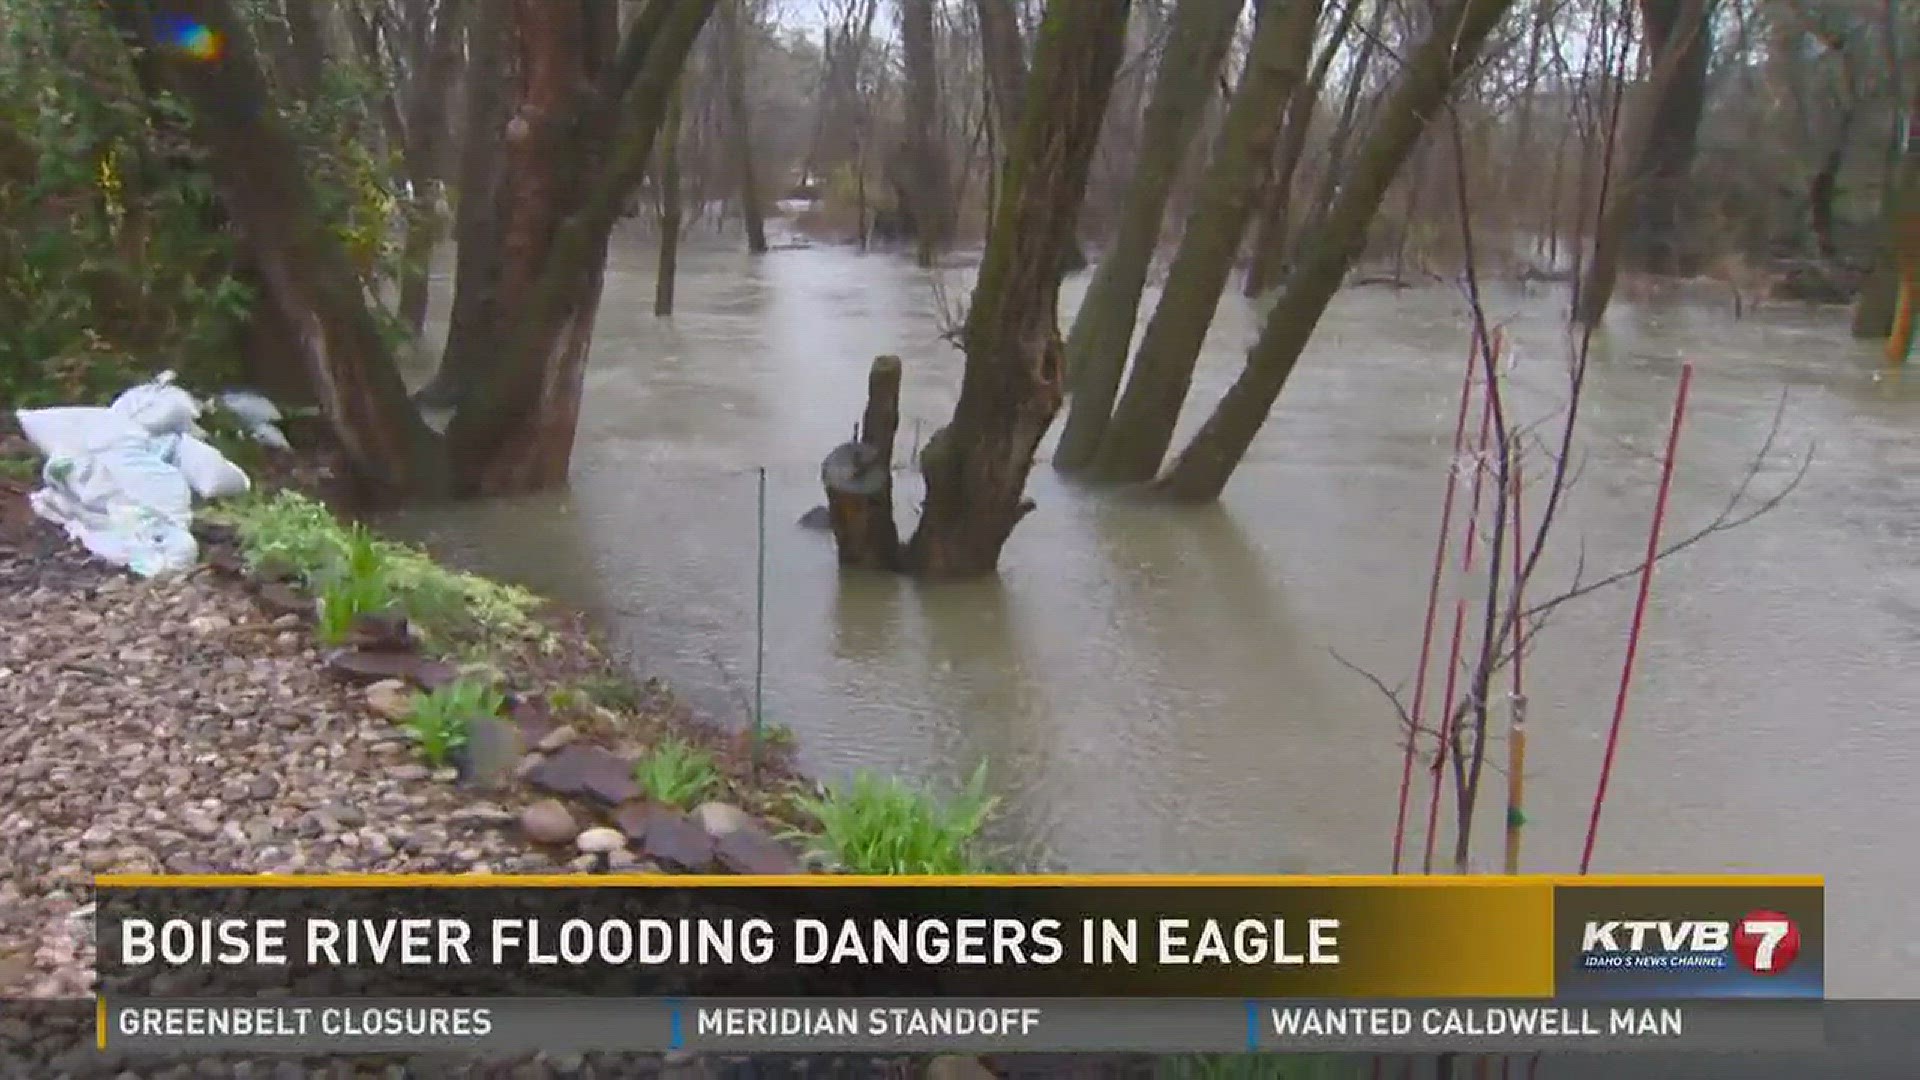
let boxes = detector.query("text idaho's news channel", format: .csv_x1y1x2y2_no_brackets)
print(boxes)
89,874,1825,1055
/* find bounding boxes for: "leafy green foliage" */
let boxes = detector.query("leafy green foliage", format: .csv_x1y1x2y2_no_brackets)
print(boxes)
788,762,997,875
402,679,504,768
313,524,396,645
633,737,723,809
0,0,413,406
577,675,644,713
210,491,552,656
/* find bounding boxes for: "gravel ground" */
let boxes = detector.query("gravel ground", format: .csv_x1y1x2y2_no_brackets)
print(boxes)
0,493,1124,1079
0,546,564,1002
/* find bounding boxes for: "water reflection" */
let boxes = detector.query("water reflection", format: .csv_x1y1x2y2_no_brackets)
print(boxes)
390,232,1920,995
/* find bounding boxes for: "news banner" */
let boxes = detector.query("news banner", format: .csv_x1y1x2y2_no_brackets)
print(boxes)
90,874,1825,1056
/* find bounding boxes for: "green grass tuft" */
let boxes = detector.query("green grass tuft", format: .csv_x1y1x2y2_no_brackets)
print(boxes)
577,675,643,713
402,678,503,768
633,737,722,809
208,490,551,656
788,761,996,875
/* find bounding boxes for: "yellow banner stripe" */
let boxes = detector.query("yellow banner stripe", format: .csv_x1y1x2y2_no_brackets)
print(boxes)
94,873,1825,889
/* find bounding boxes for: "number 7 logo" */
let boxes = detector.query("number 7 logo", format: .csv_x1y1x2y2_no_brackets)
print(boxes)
1731,911,1801,975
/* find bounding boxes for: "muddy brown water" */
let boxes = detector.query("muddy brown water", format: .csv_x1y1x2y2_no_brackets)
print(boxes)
389,227,1918,996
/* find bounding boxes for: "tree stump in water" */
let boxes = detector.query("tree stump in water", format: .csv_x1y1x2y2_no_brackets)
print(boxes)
821,356,903,569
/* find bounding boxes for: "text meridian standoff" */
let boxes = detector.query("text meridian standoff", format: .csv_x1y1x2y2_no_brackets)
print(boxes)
118,915,1344,969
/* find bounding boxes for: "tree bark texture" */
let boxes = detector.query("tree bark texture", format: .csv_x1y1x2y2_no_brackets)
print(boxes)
822,355,905,569
1573,0,1714,329
899,0,949,267
1085,0,1324,484
972,0,1090,275
1053,0,1247,472
1619,0,1715,275
1156,0,1518,503
657,82,684,316
1242,0,1358,298
902,0,1134,574
717,0,768,253
110,0,446,504
419,0,511,409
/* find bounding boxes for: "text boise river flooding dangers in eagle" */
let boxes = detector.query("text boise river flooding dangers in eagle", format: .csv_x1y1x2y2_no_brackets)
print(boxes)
117,915,1345,968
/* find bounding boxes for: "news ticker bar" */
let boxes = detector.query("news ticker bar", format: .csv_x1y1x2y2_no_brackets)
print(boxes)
95,876,1828,1000
100,998,1824,1055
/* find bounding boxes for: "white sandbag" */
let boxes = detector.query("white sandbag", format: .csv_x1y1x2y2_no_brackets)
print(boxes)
173,434,252,498
76,504,199,578
215,389,282,425
23,374,251,577
211,389,292,450
111,370,200,435
89,442,194,524
15,407,151,459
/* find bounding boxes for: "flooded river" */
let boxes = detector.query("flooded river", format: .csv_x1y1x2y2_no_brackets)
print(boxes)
392,226,1918,996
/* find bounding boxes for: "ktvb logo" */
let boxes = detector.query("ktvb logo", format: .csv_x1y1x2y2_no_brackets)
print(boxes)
1577,910,1801,975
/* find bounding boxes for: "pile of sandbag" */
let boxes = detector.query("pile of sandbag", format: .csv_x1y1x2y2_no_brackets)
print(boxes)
14,372,289,577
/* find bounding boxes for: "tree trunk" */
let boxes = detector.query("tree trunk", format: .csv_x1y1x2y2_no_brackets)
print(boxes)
1292,0,1389,268
1573,0,1713,330
974,0,1090,276
898,0,1134,575
899,0,949,267
1053,0,1247,472
276,0,330,103
717,0,768,254
1855,105,1919,339
1156,0,1517,503
443,0,716,496
1619,0,1715,275
419,0,512,409
111,0,446,504
822,355,905,569
657,84,684,316
1085,0,1323,484
1241,6,1349,300
395,0,468,333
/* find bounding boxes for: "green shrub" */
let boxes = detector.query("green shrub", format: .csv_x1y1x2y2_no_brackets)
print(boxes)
577,675,643,713
402,678,503,768
633,737,722,809
210,491,550,656
788,761,996,875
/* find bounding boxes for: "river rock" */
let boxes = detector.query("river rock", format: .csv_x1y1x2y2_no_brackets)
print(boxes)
536,724,579,753
524,744,641,805
346,612,413,651
458,717,524,787
690,801,753,840
323,649,459,690
575,827,626,855
714,822,804,875
254,582,311,620
364,679,413,721
520,801,580,845
613,805,715,870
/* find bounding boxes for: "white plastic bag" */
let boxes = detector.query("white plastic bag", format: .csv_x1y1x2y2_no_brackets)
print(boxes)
173,435,252,499
111,370,200,435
